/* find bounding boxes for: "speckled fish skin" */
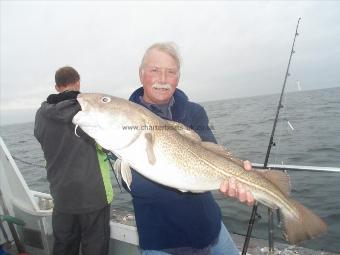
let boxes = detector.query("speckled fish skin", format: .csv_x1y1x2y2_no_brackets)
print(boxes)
72,93,327,244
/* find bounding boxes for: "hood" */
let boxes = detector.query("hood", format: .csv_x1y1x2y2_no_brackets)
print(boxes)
38,91,81,122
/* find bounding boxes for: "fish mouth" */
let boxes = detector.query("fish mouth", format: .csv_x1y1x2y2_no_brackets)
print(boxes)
72,110,86,125
76,95,87,110
73,96,90,124
72,110,97,128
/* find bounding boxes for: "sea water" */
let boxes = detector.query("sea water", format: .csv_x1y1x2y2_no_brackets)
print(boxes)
1,87,339,253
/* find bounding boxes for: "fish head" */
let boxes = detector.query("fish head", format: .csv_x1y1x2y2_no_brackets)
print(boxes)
73,93,145,151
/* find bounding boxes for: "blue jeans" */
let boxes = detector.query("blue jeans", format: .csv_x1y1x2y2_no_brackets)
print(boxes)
141,223,239,255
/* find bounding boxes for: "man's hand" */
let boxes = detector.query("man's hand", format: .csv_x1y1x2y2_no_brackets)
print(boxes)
219,160,255,206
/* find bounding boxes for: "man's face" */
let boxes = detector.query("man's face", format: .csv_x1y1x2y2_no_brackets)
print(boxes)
140,49,179,104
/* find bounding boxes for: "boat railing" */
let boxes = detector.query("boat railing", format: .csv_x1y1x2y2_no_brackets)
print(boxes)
252,163,340,172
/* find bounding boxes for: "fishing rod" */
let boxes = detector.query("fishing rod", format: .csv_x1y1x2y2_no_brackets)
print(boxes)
242,17,302,255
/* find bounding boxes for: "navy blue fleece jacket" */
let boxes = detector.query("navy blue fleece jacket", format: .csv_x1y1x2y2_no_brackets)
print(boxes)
129,87,222,250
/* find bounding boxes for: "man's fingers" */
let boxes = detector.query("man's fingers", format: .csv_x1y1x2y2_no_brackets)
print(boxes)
237,182,246,203
220,180,228,193
246,191,255,206
220,177,256,207
243,160,252,171
228,178,236,197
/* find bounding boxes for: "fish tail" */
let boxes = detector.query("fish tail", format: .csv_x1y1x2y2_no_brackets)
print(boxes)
282,198,327,244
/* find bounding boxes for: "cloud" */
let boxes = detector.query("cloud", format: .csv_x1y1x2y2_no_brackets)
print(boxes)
1,1,340,125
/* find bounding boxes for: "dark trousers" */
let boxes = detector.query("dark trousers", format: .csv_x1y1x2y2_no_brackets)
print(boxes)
52,205,110,255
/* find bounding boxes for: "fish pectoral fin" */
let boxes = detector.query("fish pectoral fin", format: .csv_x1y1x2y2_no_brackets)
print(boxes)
258,170,291,196
120,160,132,191
201,142,244,167
165,120,201,143
145,132,156,165
113,158,122,182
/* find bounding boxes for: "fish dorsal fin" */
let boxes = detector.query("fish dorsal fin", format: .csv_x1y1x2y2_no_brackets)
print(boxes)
201,142,232,157
259,170,291,196
166,120,201,143
201,142,244,167
145,132,156,165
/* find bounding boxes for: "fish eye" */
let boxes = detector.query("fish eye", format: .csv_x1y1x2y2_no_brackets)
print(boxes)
101,96,111,103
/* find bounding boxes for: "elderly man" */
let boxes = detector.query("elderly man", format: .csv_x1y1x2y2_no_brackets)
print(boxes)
128,42,254,255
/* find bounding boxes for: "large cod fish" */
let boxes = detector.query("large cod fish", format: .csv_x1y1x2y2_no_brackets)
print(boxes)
72,93,327,244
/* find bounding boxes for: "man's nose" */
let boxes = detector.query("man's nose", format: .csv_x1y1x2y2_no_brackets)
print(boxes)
158,70,167,84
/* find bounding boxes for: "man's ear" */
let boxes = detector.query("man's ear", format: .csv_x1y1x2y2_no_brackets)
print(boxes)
139,67,143,83
74,81,80,91
55,85,62,92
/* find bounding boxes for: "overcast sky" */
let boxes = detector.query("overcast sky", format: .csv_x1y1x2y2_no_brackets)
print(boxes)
1,1,339,125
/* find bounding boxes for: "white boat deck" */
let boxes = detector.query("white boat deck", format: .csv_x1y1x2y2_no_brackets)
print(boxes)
109,209,338,255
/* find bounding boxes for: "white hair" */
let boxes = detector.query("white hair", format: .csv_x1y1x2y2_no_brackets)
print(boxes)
140,42,182,71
